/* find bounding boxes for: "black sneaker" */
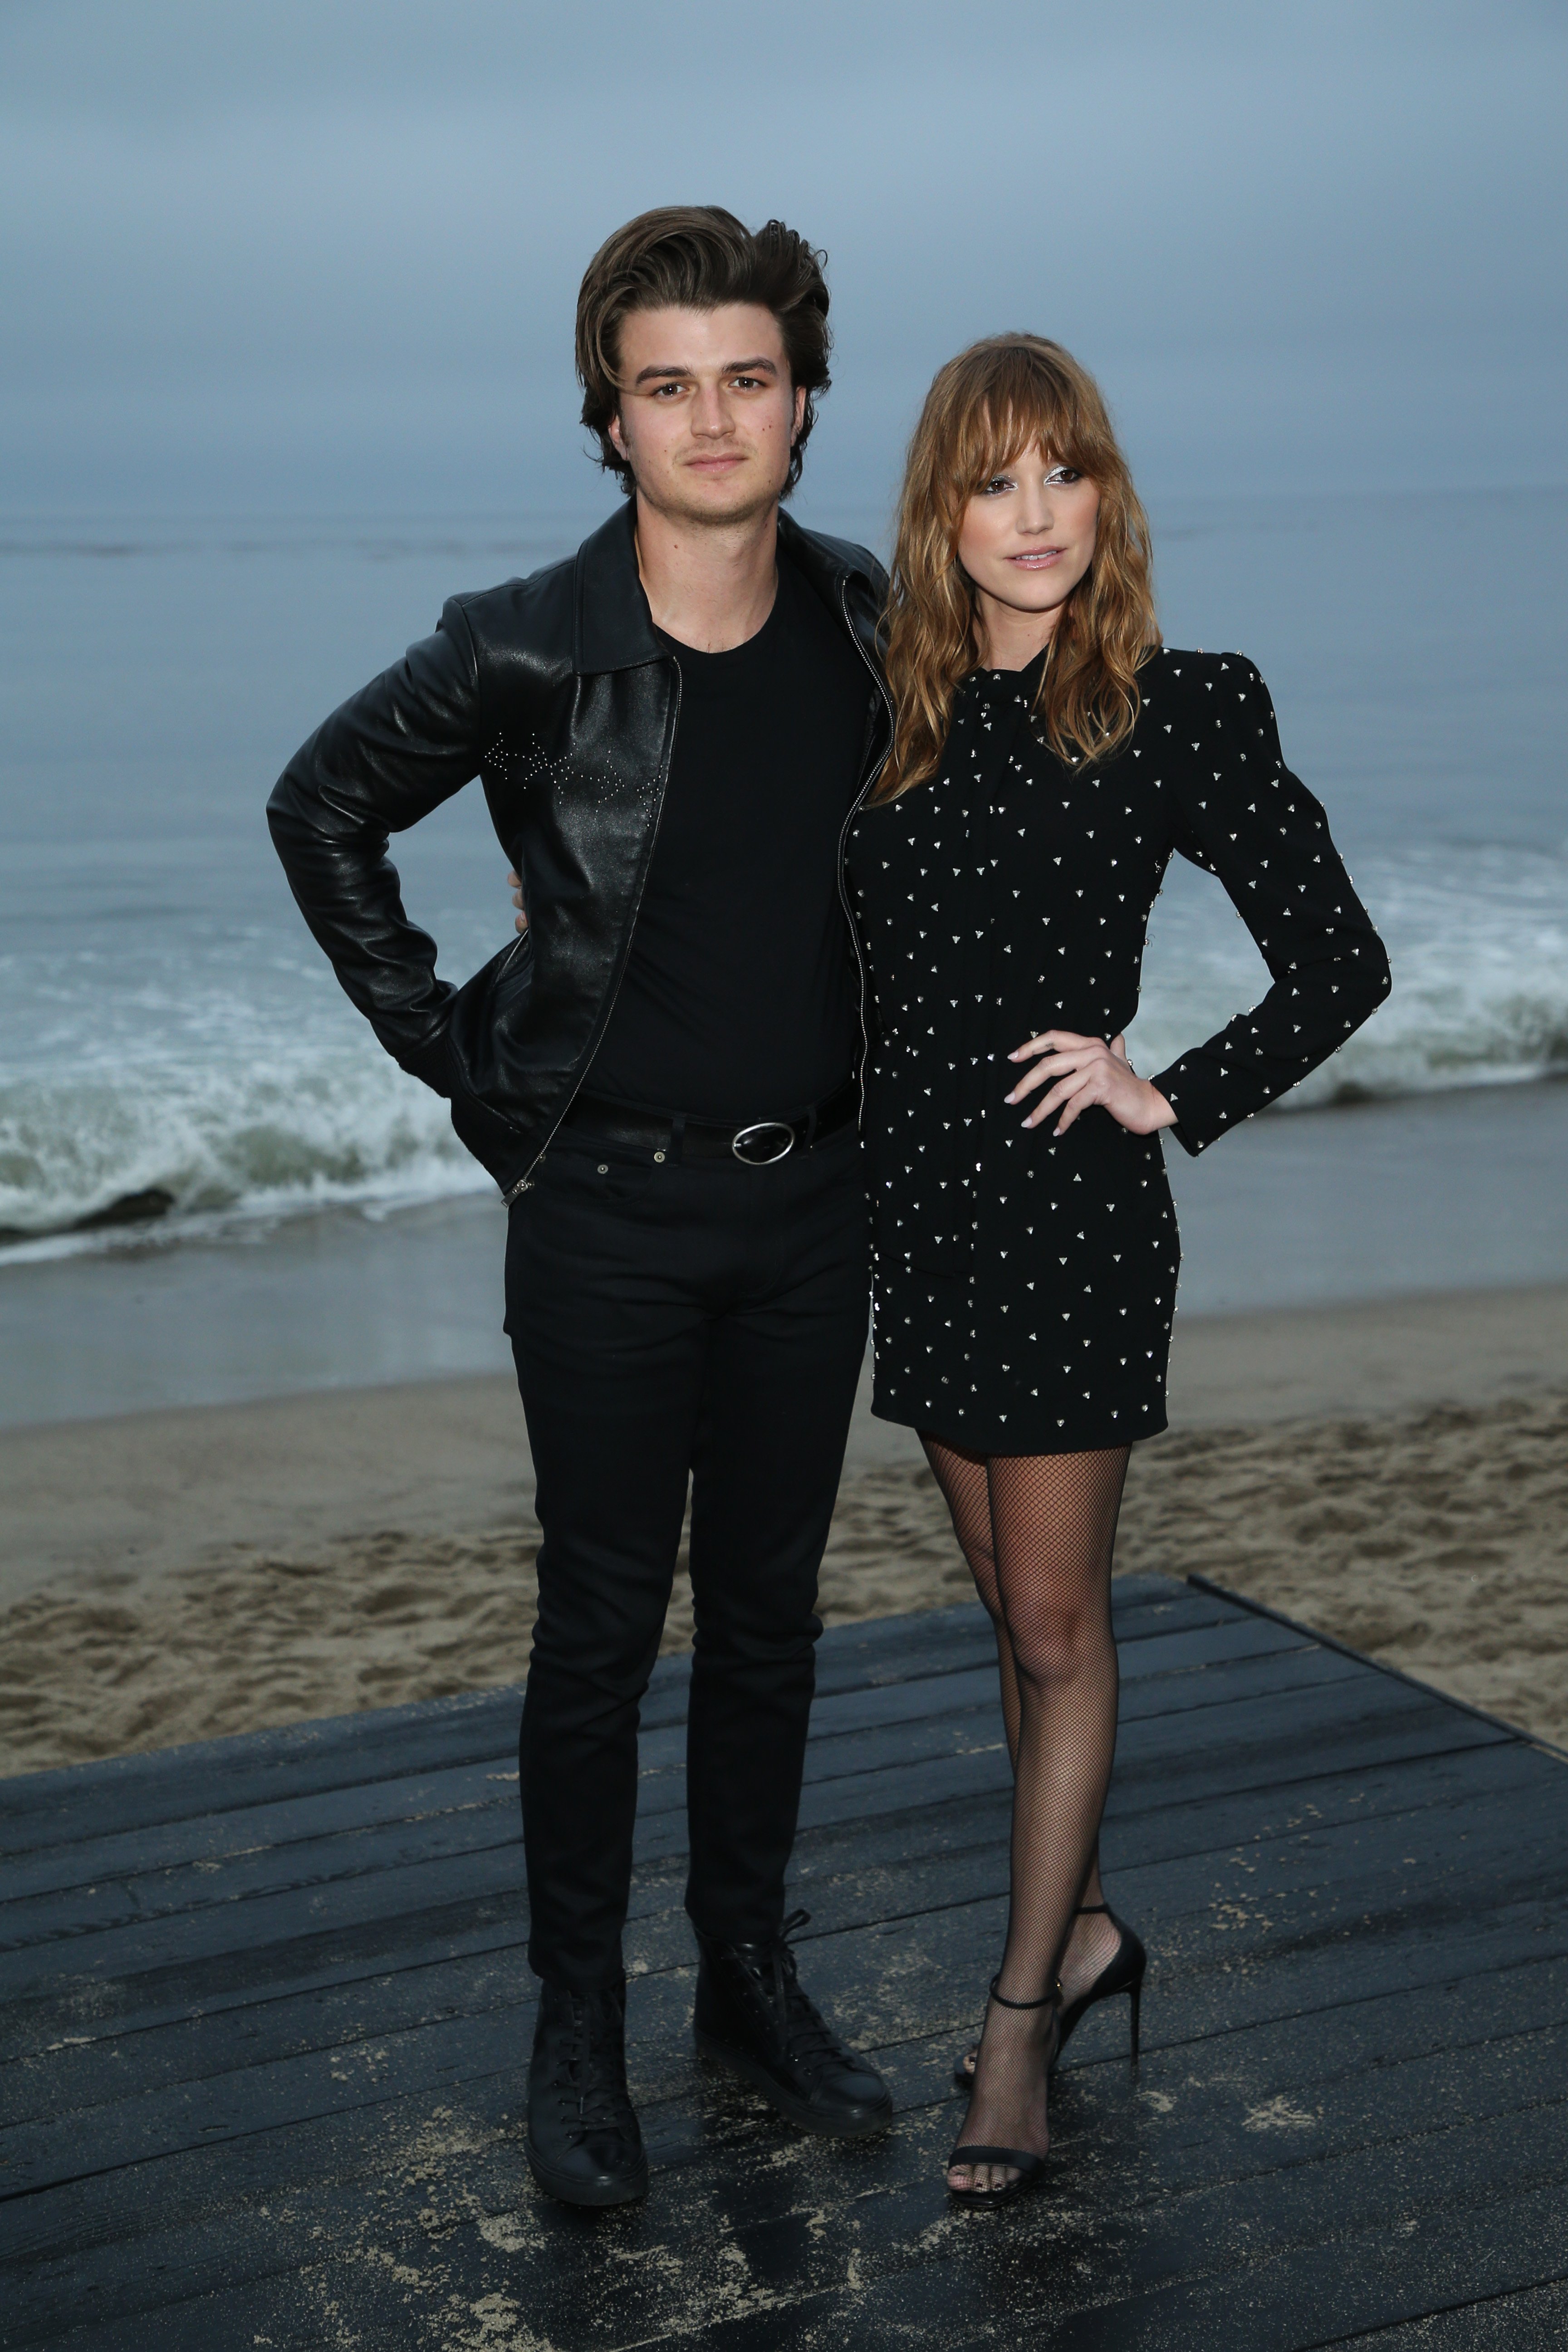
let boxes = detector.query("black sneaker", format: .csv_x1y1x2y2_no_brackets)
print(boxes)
693,1908,893,2139
525,1976,649,2207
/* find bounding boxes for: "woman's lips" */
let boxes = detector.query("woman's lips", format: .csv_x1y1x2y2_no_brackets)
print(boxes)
1008,548,1063,566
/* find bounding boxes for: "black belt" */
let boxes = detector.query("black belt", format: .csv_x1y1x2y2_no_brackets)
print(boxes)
561,1076,859,1166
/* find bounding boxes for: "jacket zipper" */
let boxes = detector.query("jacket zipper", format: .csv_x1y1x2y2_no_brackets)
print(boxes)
503,662,684,1201
505,570,886,1202
837,577,895,1099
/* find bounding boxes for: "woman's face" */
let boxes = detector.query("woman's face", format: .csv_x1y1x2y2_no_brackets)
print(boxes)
956,445,1101,637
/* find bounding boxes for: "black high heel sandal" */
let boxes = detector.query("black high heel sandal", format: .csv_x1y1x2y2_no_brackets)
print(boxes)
952,1903,1146,2089
946,1978,1060,2208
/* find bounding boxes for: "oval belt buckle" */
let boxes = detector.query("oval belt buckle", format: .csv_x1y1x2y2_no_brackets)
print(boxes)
731,1119,796,1166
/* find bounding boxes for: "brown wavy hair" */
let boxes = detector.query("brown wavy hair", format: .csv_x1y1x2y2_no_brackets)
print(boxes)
875,335,1160,800
576,206,831,498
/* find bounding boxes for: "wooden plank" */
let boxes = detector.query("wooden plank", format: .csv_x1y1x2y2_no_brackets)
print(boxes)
1337,2280,1568,2348
9,1822,1566,2230
5,1735,1550,2129
0,1578,1220,1861
0,1641,1357,1983
9,1762,1565,2212
0,1671,1521,2031
1,1749,531,1908
1190,1575,1568,1765
3,1702,1544,2071
6,1912,1567,2321
1006,2178,1568,2352
785,1687,1506,1853
5,1740,1561,2157
3,1585,1562,2352
8,1999,1567,2350
6,1816,1561,2333
0,1684,527,1856
0,1612,1306,1931
0,1597,990,1856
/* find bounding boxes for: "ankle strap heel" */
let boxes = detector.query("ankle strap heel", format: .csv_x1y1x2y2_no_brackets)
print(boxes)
947,1978,1062,2206
987,1974,1062,2012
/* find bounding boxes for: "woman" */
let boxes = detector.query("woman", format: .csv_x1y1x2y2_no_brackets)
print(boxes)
844,336,1390,2205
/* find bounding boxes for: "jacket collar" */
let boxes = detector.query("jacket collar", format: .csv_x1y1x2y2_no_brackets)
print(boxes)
572,497,880,675
573,503,659,675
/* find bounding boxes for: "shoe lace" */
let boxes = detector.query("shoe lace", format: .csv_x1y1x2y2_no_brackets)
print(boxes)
766,1909,848,2071
555,1993,636,2135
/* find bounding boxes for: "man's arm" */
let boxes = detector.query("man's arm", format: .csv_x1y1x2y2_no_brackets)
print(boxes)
266,598,485,1093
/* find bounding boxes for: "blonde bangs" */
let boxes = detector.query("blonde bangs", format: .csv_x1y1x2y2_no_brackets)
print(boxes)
875,336,1160,802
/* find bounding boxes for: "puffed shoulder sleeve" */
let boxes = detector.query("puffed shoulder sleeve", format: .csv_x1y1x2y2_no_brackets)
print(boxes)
266,596,486,1093
1148,657,1392,1155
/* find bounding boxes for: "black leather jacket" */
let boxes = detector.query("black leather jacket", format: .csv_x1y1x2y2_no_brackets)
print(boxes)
268,504,892,1200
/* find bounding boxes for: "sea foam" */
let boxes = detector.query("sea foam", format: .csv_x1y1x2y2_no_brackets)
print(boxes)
3,842,1563,1260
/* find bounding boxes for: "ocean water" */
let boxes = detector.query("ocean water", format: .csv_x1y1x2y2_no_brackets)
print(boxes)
1,488,1564,1263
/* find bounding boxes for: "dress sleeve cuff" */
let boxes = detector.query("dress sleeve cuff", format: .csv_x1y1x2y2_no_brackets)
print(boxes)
1149,1060,1231,1157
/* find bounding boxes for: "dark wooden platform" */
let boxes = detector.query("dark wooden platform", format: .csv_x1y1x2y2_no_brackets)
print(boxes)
3,1573,1567,2350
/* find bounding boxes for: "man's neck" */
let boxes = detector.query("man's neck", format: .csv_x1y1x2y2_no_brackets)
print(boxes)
632,490,782,653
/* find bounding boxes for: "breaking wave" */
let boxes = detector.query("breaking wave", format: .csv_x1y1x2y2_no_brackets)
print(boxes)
3,843,1565,1262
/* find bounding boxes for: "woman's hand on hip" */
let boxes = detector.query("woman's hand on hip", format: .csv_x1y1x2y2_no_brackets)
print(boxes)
1006,1029,1177,1137
506,868,528,936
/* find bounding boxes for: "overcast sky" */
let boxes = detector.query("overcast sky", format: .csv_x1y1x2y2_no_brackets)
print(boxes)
2,0,1564,519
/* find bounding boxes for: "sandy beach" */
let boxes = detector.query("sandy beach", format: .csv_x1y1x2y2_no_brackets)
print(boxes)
2,1281,1564,1777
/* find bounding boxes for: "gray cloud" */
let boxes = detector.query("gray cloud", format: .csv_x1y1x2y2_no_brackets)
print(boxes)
2,0,1563,514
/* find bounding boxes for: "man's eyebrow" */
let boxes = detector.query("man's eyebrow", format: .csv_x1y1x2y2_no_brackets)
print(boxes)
631,355,780,385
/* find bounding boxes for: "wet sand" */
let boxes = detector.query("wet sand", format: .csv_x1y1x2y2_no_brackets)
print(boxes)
2,1284,1564,1776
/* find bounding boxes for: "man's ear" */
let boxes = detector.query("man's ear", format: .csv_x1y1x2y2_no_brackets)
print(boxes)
791,383,808,446
607,407,629,463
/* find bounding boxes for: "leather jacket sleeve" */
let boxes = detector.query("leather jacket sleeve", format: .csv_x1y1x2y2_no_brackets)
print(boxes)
266,599,485,1093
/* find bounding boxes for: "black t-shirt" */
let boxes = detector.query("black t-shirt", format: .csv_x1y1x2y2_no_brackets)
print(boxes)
588,555,871,1121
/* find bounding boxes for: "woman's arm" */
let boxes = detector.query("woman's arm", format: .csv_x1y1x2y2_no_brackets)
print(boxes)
1146,656,1391,1155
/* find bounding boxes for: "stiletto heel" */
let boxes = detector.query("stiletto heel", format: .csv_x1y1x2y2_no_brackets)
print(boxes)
1063,1903,1145,2072
952,1901,1147,2088
947,1979,1060,2208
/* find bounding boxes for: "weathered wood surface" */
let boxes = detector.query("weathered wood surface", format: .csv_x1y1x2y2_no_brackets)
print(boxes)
2,1571,1565,2350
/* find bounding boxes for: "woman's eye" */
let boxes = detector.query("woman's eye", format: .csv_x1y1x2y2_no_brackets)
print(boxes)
1045,466,1082,485
982,476,1013,495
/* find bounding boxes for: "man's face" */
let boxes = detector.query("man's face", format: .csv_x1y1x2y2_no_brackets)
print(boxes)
608,303,806,529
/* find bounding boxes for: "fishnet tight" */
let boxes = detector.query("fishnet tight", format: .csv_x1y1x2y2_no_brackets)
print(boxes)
924,1434,1129,2188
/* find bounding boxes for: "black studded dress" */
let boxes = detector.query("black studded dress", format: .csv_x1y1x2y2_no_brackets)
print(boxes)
843,648,1391,1455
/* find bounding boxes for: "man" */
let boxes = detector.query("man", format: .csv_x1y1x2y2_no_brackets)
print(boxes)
268,208,893,2208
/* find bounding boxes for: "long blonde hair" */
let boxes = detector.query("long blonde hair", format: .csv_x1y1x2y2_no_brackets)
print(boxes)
875,335,1160,801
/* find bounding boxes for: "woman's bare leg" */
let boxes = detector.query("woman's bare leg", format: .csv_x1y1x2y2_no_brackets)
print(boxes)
924,1438,1129,2191
921,1436,1019,1766
923,1440,1123,2018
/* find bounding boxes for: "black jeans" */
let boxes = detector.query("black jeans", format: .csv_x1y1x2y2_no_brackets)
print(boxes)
504,1121,869,1991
